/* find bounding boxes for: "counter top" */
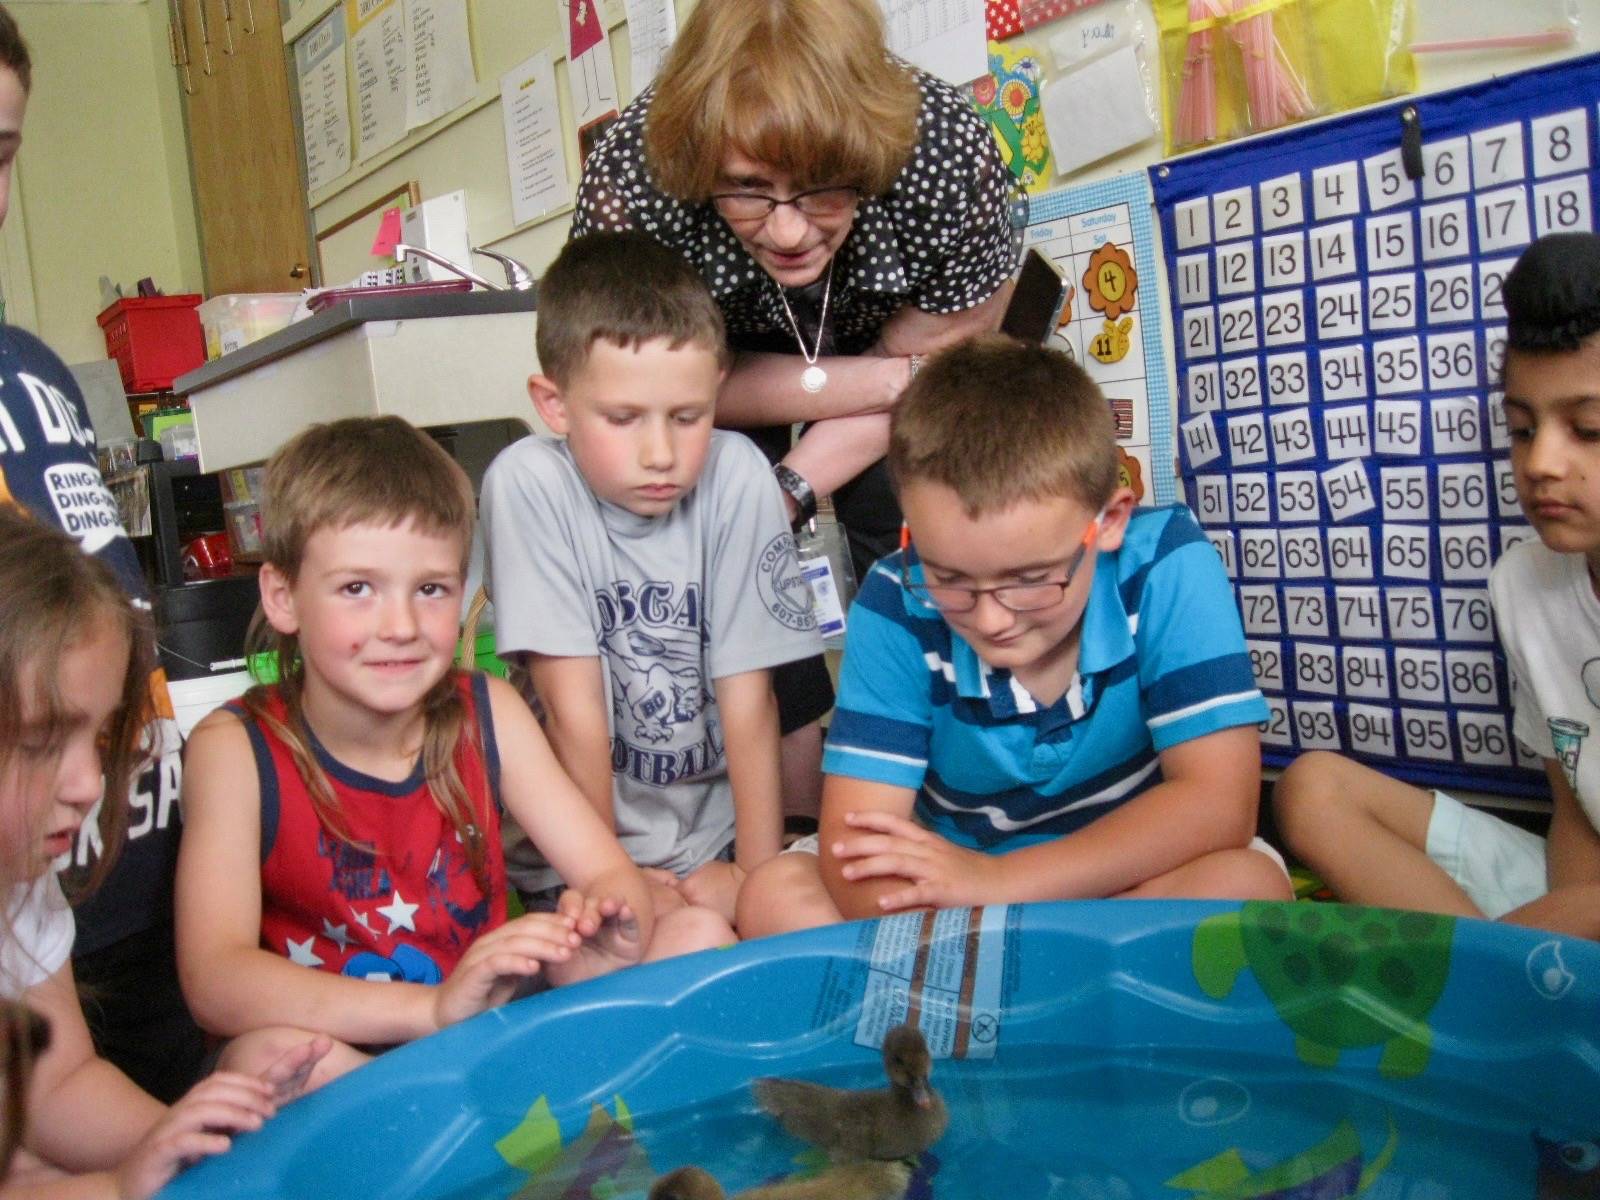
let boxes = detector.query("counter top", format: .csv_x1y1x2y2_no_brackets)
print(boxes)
174,287,539,395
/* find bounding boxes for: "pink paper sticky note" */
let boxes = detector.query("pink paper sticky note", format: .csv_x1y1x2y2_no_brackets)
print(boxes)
370,206,403,258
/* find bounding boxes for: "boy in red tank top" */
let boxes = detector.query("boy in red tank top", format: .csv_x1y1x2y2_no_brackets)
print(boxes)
176,417,732,1089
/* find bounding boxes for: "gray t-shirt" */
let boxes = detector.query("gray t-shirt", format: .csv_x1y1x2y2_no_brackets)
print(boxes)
482,430,822,888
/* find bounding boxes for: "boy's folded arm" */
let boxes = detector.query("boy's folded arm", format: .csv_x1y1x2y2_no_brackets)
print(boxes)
1002,725,1263,900
525,653,616,828
175,711,440,1045
714,667,784,870
1543,757,1600,890
487,676,655,943
819,775,922,920
1505,760,1600,938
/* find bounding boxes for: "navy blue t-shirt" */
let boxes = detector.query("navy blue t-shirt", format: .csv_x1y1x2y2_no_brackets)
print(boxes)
0,325,183,956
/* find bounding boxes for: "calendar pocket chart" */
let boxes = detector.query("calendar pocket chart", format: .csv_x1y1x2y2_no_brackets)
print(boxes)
1148,55,1600,796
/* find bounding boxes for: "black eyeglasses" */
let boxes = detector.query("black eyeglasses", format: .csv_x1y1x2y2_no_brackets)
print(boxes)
899,513,1103,614
710,186,861,222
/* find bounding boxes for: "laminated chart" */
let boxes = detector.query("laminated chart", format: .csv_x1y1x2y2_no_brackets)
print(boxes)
1148,55,1600,796
1027,173,1178,506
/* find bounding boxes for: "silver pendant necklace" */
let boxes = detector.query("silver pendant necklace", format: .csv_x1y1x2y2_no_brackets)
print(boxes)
775,258,834,394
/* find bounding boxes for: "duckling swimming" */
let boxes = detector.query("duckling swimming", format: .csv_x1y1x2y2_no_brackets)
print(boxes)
752,1024,948,1161
648,1160,912,1200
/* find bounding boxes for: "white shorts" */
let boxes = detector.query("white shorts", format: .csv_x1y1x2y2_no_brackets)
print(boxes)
1425,790,1548,919
781,831,1290,883
783,831,821,855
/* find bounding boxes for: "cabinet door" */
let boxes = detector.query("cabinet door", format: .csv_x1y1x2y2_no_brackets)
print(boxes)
177,0,313,293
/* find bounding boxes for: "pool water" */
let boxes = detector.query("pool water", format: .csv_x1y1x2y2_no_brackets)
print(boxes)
157,902,1600,1200
445,1042,1600,1199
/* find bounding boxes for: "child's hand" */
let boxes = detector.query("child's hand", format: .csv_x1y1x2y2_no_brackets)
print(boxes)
432,912,582,1029
257,1033,333,1103
834,810,1004,912
640,866,682,892
544,891,643,986
641,869,687,915
679,860,745,925
114,1072,280,1199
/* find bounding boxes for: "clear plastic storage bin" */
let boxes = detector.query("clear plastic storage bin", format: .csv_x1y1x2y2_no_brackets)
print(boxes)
197,292,302,360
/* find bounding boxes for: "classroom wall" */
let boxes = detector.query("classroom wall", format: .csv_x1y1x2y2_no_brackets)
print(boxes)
11,0,1600,368
304,1,1600,291
1072,5,1600,187
303,0,610,284
9,0,202,366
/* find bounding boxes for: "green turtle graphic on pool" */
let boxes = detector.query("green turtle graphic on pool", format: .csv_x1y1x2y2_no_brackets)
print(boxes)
1193,902,1454,1079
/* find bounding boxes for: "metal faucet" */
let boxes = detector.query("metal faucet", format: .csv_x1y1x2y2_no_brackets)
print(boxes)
392,243,534,291
473,247,535,291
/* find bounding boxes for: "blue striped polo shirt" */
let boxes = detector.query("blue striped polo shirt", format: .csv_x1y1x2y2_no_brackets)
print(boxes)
822,504,1266,851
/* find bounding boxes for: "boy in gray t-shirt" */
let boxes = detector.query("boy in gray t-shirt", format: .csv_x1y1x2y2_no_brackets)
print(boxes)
482,232,822,932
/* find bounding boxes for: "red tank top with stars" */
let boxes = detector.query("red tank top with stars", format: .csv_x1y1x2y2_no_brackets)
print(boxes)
235,672,507,984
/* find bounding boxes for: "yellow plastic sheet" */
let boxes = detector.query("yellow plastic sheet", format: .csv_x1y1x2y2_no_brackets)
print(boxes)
1155,0,1416,155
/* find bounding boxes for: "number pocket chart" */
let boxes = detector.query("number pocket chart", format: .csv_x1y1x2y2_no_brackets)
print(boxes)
1149,53,1600,797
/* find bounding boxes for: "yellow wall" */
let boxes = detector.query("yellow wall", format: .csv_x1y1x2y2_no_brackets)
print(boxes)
10,0,201,366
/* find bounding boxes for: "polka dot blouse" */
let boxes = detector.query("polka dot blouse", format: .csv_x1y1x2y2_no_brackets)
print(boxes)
571,67,1020,356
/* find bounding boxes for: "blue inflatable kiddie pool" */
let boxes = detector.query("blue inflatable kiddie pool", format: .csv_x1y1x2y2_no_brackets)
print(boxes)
160,900,1600,1198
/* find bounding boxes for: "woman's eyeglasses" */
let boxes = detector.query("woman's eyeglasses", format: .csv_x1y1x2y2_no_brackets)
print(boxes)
899,512,1103,615
711,186,861,222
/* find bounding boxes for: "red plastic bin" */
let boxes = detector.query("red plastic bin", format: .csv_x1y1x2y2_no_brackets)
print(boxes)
96,294,205,393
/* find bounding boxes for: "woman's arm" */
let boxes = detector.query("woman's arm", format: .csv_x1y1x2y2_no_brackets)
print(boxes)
736,283,1015,503
715,352,911,428
715,283,1013,432
872,280,1014,356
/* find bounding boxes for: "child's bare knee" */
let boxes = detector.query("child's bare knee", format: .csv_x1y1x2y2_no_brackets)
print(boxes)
1273,751,1363,837
737,853,816,915
651,904,736,957
736,852,833,939
1233,848,1295,901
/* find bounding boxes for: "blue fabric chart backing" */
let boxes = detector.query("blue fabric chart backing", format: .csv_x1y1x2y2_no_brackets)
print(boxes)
1149,53,1600,798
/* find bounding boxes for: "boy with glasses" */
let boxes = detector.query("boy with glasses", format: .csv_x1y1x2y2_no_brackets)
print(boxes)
737,336,1290,936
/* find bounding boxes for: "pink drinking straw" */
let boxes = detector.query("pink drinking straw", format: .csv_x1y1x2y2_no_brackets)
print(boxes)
1176,0,1226,145
1229,0,1312,130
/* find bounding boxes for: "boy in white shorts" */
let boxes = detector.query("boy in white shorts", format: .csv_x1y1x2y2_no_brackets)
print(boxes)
1274,232,1600,939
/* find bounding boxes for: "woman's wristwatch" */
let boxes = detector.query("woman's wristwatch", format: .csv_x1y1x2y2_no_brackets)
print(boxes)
773,462,818,529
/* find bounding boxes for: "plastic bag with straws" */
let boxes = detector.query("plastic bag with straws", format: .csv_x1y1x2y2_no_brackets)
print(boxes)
1157,0,1414,155
1169,0,1317,150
